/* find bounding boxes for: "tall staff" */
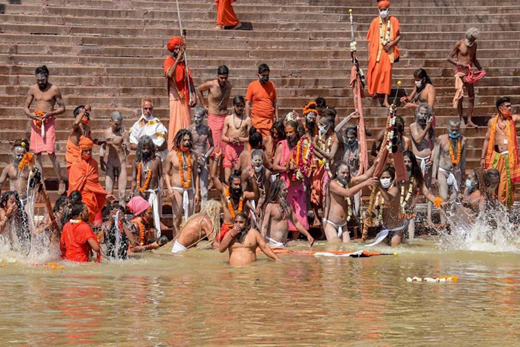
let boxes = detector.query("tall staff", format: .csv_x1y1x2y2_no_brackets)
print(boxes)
175,0,193,102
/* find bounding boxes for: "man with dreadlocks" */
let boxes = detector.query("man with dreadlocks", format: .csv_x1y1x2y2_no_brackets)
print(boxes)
0,191,32,254
172,200,223,253
131,135,164,237
241,149,271,229
261,180,314,247
211,160,258,242
302,101,318,140
463,168,500,215
165,129,200,238
0,139,35,200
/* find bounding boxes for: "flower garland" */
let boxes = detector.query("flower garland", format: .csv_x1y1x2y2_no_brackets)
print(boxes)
291,137,314,181
448,138,462,166
33,110,46,131
303,101,318,116
136,162,152,194
379,17,392,46
17,152,34,172
433,197,445,208
318,132,333,177
338,181,353,222
132,217,146,246
226,187,243,219
177,150,192,189
375,191,385,224
385,110,397,151
400,177,415,215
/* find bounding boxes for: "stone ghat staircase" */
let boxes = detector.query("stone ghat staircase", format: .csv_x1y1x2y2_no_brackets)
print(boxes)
1,0,519,199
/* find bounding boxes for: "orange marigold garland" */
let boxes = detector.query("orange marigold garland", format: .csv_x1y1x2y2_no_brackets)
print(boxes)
18,152,34,172
448,138,462,165
132,217,146,245
303,101,318,116
136,162,152,193
177,150,192,189
433,197,445,208
226,187,243,219
33,110,46,131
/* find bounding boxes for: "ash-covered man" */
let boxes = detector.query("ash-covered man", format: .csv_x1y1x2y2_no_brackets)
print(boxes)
0,139,35,199
186,107,214,208
164,129,200,237
100,111,130,203
432,119,466,223
410,103,435,179
129,99,168,159
23,65,66,193
242,149,271,229
130,136,164,237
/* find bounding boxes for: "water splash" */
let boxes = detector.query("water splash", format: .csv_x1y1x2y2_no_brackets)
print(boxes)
438,202,520,253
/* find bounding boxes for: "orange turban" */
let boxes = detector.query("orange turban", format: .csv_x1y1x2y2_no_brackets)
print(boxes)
167,36,182,52
79,137,93,151
378,0,390,9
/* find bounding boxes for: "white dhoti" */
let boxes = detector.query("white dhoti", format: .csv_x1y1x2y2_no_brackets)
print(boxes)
323,218,348,238
416,155,431,177
266,236,286,248
172,187,195,221
146,189,161,238
171,239,188,253
438,167,459,192
366,221,409,247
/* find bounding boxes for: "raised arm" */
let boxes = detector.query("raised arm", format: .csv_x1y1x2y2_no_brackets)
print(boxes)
330,178,376,199
210,156,224,193
218,225,238,253
410,120,433,144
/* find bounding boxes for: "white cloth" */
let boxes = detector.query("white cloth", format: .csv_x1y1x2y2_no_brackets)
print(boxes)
171,239,187,253
366,222,408,247
323,218,348,238
416,155,430,176
130,114,168,159
439,167,459,192
146,189,161,238
266,236,286,248
171,187,194,221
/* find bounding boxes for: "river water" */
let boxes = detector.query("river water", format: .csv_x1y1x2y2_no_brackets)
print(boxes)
0,236,519,346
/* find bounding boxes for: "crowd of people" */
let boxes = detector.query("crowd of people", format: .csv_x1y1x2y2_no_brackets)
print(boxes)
0,1,515,266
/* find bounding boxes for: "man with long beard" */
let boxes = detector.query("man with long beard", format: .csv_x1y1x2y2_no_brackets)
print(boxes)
273,121,312,240
165,129,200,238
0,139,35,200
129,99,168,159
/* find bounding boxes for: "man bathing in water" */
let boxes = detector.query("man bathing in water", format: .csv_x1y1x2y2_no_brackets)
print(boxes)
463,168,500,216
0,191,31,253
100,111,130,203
261,180,314,247
0,139,35,199
172,200,222,253
323,162,378,243
219,213,280,267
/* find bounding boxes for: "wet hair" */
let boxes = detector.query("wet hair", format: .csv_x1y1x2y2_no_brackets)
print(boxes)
485,168,500,188
0,191,30,248
173,129,192,151
12,138,30,151
217,65,229,75
68,190,83,203
73,105,86,117
258,64,270,74
335,161,350,174
157,235,169,246
249,127,263,148
403,151,425,188
228,169,242,186
184,200,222,243
320,114,335,127
271,121,286,140
193,106,207,119
110,203,125,214
70,202,87,219
251,149,263,159
381,165,396,181
414,68,433,86
53,195,69,213
466,27,480,39
315,97,327,108
234,212,251,232
233,95,245,105
35,65,49,76
136,135,156,161
496,97,511,110
266,179,285,204
110,111,123,122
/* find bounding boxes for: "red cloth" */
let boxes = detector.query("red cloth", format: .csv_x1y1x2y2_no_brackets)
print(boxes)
60,221,99,262
164,57,194,101
68,157,107,224
216,0,239,26
167,36,182,52
465,66,486,84
218,223,233,242
245,80,277,136
79,136,93,150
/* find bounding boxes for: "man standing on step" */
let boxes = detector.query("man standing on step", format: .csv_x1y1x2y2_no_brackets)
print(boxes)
164,36,196,150
215,0,241,30
448,27,485,128
23,65,66,194
66,105,92,174
366,1,401,107
129,99,168,159
481,97,520,207
196,65,232,157
245,64,278,137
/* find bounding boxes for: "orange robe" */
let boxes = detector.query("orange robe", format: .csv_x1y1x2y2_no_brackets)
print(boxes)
164,56,194,150
484,114,520,207
366,16,400,96
66,139,81,170
216,0,239,27
68,157,108,224
245,80,277,137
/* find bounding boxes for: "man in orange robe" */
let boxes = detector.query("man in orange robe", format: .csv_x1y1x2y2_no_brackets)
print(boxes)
68,137,108,224
245,64,278,137
481,97,520,207
366,1,401,107
215,0,241,30
164,36,196,150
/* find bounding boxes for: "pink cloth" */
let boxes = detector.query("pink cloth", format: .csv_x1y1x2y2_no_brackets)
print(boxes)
465,66,486,84
126,196,150,216
278,139,291,186
167,77,192,151
30,116,56,154
223,142,244,168
452,66,486,108
208,114,226,155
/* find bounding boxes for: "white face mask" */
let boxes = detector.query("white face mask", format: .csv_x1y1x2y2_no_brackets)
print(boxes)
254,165,263,172
415,80,422,88
380,10,389,19
319,125,329,134
380,178,392,189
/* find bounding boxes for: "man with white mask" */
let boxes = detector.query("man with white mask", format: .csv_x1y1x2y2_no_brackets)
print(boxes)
448,27,485,128
129,99,168,159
